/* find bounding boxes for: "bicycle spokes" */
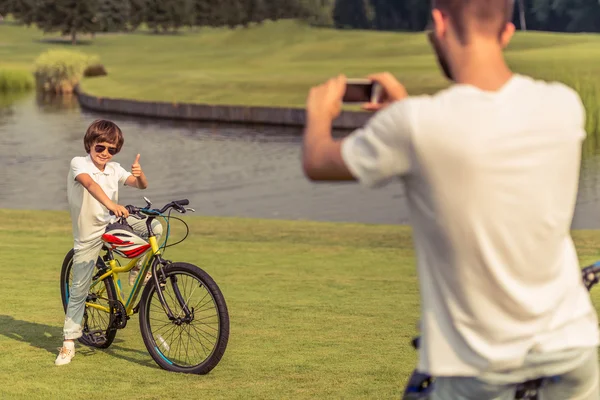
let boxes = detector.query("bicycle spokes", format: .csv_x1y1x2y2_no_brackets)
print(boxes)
63,256,117,349
146,271,220,367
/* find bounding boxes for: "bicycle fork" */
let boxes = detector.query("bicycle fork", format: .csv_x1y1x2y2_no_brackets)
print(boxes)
151,257,194,324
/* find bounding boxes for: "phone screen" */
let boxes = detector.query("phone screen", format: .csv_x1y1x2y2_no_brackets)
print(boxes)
343,82,374,103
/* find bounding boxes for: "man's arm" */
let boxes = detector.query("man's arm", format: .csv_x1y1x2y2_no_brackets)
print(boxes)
302,73,409,183
76,174,129,217
302,115,355,182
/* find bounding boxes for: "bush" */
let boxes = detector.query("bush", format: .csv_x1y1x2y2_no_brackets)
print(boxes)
33,50,100,93
0,69,34,93
84,64,108,77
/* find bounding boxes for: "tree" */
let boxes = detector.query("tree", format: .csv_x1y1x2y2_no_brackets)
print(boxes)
531,0,600,32
223,0,247,27
265,0,304,20
403,0,429,31
332,0,372,29
193,0,224,27
0,0,12,16
167,0,194,31
193,0,248,28
128,0,148,31
10,0,42,26
244,0,268,26
34,0,100,44
97,0,131,32
296,0,335,26
517,0,527,30
553,0,600,32
145,0,194,33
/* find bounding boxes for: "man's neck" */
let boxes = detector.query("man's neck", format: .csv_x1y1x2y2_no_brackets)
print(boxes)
450,42,514,92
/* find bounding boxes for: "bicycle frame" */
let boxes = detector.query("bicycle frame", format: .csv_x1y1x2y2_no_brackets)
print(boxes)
85,202,195,323
87,234,161,317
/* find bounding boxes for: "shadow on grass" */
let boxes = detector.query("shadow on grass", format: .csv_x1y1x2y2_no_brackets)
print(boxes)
0,315,63,354
140,30,186,36
0,20,22,26
34,38,94,46
0,315,159,369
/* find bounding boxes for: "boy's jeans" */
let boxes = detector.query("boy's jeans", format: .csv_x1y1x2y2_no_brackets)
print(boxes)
63,216,162,340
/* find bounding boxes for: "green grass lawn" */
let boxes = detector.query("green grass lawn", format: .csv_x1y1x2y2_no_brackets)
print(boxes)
0,19,599,109
1,209,600,399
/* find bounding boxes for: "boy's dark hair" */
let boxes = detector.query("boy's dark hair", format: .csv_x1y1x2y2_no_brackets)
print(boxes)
83,119,124,154
433,0,515,42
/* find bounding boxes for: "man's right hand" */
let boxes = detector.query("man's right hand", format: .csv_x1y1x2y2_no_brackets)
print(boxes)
362,72,409,111
108,202,129,218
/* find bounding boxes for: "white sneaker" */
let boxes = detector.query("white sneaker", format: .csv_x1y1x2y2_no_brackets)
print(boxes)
129,263,152,286
55,346,75,366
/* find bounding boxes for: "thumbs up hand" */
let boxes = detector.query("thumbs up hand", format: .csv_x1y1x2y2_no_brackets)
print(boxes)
131,154,142,177
125,153,148,189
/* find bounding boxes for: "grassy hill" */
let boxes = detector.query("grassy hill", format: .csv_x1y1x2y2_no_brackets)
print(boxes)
0,19,599,107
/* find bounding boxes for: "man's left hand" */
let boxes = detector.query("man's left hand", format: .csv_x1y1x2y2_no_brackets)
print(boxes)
306,74,347,121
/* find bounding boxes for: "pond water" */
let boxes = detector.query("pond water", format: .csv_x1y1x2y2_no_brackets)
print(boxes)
2,92,600,229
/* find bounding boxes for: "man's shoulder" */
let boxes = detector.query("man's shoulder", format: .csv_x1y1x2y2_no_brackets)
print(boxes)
515,74,579,95
426,75,583,112
515,74,585,124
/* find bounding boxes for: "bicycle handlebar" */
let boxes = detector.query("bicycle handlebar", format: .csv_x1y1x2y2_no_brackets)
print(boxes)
109,199,191,218
582,263,600,290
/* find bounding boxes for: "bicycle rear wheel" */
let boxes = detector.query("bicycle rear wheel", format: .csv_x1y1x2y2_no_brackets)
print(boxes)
60,248,118,349
138,262,230,374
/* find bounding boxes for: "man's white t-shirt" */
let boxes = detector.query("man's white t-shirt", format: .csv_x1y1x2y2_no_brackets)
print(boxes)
341,74,600,376
67,155,131,250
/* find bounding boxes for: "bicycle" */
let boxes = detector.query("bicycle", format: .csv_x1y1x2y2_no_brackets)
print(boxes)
59,197,230,375
402,262,600,399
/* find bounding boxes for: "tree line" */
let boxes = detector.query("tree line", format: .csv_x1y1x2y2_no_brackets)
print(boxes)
0,0,327,43
332,0,600,33
0,0,599,45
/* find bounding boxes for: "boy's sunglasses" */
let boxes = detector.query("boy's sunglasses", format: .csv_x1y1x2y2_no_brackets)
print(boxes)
94,144,118,155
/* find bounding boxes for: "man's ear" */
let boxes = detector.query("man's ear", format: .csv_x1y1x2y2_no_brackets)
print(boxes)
431,9,447,40
500,22,516,48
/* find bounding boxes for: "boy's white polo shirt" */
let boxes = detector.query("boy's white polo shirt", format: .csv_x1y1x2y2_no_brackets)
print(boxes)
341,74,600,376
67,154,131,250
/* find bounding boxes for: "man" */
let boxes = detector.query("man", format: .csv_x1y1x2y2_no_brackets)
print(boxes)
301,0,600,399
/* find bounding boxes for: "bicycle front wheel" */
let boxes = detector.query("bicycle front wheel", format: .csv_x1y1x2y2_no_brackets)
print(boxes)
60,248,118,349
138,262,230,374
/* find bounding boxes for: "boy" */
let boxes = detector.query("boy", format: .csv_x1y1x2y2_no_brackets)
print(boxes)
55,119,162,366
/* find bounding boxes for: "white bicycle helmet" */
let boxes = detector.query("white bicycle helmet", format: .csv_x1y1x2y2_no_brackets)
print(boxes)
101,222,151,259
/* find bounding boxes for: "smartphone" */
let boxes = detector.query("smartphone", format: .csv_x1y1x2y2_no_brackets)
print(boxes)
343,79,383,104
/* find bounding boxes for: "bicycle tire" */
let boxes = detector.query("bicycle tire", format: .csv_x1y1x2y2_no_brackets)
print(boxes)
138,262,230,374
60,248,118,349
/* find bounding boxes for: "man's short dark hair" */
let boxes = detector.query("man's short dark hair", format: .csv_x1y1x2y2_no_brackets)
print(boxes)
433,0,515,43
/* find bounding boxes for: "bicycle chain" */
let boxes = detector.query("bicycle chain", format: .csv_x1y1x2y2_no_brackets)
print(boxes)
110,299,128,330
